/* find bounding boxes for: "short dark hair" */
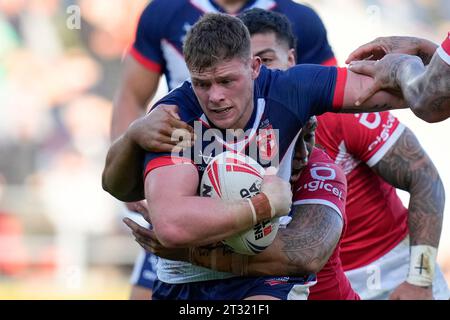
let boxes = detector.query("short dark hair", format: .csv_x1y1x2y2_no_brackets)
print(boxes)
238,8,296,50
183,13,251,72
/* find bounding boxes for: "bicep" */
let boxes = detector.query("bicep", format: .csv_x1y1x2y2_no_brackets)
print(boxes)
340,69,406,113
145,162,199,203
370,127,438,191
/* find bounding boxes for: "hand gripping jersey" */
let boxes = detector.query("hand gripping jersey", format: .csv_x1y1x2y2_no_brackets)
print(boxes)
131,0,335,89
436,32,450,65
292,148,359,300
315,112,408,271
143,65,346,284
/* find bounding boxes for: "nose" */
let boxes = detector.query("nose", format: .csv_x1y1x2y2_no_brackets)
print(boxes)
208,84,225,105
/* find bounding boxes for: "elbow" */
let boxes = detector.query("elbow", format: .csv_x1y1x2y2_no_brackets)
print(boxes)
304,258,328,274
101,168,144,202
278,255,328,275
150,207,195,248
101,169,117,197
410,97,448,123
412,107,441,123
153,223,192,248
101,170,127,201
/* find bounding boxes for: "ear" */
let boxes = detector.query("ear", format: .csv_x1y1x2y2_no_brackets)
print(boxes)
287,48,296,68
250,56,261,80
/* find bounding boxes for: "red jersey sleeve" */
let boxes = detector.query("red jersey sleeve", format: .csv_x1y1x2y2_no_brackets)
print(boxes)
316,112,406,171
436,32,450,65
331,68,347,110
338,112,405,167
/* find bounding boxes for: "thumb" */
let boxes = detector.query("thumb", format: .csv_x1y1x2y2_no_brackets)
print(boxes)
165,105,181,120
265,166,278,176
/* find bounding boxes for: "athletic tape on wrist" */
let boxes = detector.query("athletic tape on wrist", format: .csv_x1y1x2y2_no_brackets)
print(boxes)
406,245,437,287
250,193,274,222
246,198,257,225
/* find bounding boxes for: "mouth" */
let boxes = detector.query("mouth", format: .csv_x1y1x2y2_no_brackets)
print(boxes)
211,107,232,114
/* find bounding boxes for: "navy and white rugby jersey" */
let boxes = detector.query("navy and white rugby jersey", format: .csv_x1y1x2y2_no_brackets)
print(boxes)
131,0,336,90
142,65,347,283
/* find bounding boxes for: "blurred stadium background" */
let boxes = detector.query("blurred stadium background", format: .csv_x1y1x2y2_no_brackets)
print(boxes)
0,0,448,299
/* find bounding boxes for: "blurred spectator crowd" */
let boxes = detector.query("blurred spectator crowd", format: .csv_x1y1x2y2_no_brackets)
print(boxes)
0,0,148,287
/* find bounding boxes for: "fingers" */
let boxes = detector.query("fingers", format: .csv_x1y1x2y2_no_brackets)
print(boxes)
345,42,386,64
149,104,195,147
167,116,194,134
348,60,384,106
123,217,154,238
125,200,149,217
164,105,181,120
346,44,377,64
348,60,377,75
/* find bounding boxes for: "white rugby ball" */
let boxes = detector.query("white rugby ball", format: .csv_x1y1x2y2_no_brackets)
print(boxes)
200,151,279,255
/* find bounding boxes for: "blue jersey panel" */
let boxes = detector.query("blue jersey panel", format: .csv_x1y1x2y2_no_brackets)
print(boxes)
132,0,335,90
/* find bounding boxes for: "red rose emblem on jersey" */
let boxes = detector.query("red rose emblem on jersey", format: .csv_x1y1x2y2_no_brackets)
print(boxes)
257,126,278,162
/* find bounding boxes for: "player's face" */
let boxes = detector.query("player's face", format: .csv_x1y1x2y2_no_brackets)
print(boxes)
190,57,261,130
251,32,295,70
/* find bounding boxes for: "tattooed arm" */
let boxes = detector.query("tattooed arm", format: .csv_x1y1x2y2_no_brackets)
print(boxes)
126,203,343,276
371,127,445,299
345,36,438,65
348,53,450,122
225,204,343,276
102,105,194,201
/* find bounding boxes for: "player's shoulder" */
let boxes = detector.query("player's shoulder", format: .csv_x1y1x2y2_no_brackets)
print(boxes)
140,0,189,23
260,64,334,85
307,148,346,181
275,0,322,20
309,147,333,164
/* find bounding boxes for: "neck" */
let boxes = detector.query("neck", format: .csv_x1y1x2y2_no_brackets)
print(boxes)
213,0,248,13
235,92,255,130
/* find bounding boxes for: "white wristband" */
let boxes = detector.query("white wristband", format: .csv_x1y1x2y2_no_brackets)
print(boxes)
406,245,437,287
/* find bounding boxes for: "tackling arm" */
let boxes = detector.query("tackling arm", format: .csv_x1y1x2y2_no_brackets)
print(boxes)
371,127,445,294
338,68,407,113
371,126,444,250
172,204,343,275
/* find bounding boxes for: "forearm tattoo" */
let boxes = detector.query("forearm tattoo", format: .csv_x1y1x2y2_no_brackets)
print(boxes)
278,204,343,273
372,128,444,246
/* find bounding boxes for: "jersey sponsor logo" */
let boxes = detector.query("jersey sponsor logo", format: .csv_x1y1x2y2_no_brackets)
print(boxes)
297,164,344,200
355,112,381,129
367,113,396,151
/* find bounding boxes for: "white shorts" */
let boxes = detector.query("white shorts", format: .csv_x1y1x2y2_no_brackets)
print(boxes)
344,236,450,300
